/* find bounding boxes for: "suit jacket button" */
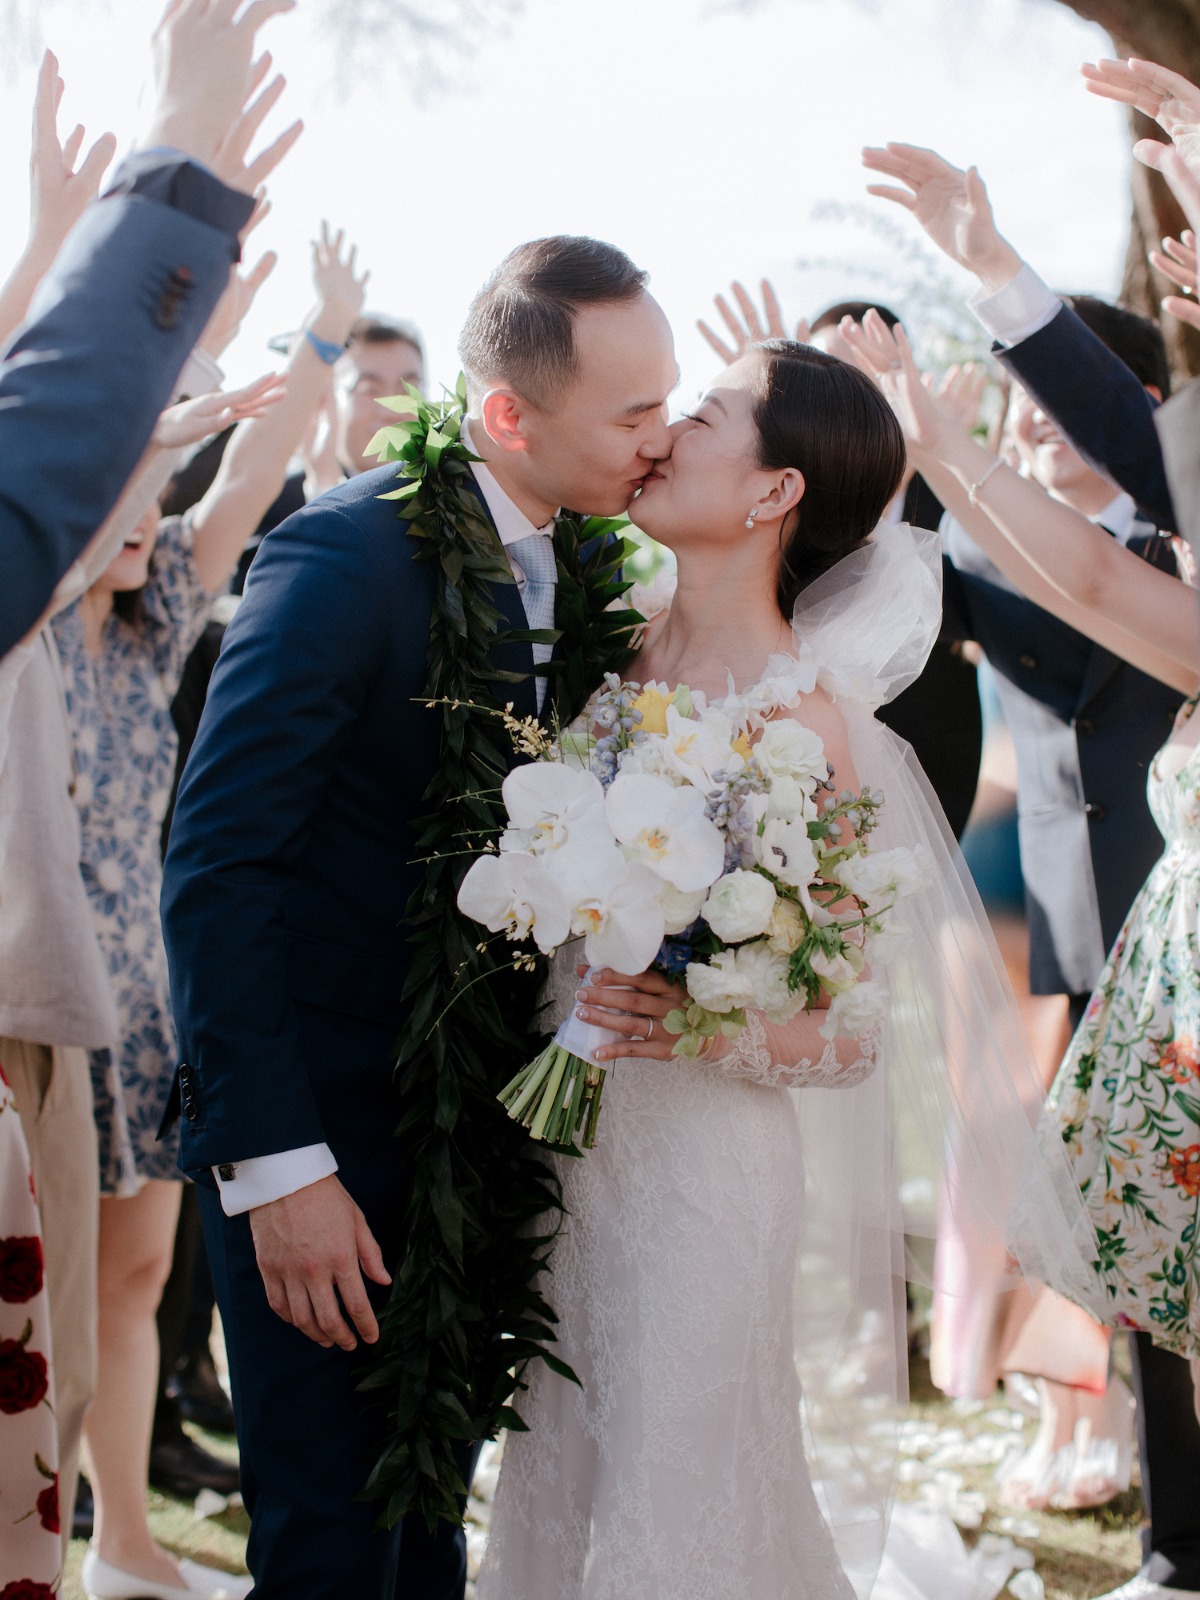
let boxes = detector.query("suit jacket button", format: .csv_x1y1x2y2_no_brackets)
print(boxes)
217,1163,236,1182
1018,652,1038,670
1085,801,1107,821
154,297,183,331
1075,717,1094,736
184,1104,199,1121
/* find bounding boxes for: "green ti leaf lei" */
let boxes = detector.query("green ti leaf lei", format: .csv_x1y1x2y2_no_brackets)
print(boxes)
357,378,644,1529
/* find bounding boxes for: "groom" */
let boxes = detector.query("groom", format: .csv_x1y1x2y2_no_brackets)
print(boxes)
160,235,676,1597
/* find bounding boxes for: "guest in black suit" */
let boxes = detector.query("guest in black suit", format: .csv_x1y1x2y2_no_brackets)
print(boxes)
859,139,1200,1599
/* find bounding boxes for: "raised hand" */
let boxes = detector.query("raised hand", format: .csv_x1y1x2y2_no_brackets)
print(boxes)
1155,151,1200,322
697,279,812,364
839,310,955,459
199,203,279,360
934,362,989,437
862,144,1022,292
139,0,297,181
311,222,369,327
209,69,303,198
1148,227,1200,331
1083,58,1200,185
28,50,117,263
154,371,286,449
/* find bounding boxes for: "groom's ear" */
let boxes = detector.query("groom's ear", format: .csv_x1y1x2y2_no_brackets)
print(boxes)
756,467,806,525
481,388,533,454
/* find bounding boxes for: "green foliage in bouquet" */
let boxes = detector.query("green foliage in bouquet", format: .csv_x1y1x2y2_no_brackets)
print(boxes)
357,380,643,1531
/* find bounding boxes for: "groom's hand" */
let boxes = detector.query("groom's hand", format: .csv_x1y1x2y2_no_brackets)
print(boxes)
248,1174,391,1351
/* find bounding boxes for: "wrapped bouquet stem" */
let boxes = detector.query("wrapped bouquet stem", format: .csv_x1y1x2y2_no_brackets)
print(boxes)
498,968,623,1152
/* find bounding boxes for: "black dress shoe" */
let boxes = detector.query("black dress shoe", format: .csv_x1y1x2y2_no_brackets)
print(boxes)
73,1474,94,1541
169,1349,236,1435
148,1432,240,1500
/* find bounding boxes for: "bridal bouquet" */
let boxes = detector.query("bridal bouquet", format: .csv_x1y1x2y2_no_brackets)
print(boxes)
457,675,927,1152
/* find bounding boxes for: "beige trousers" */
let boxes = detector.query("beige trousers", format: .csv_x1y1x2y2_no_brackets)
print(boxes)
2,1037,99,1562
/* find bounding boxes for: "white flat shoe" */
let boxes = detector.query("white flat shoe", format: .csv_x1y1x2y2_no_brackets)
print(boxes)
82,1545,252,1600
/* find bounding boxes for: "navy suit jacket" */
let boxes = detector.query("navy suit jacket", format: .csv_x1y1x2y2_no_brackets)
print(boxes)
160,467,539,1172
0,156,250,656
995,301,1175,533
944,520,1181,995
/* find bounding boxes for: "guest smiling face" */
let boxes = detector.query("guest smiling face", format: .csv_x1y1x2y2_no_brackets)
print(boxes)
334,319,427,477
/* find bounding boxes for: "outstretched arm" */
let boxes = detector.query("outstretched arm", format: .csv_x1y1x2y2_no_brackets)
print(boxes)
862,141,1174,530
188,224,367,594
697,279,812,365
843,311,1199,694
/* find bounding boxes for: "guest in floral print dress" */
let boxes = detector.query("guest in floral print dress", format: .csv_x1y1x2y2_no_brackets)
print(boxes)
52,226,367,1600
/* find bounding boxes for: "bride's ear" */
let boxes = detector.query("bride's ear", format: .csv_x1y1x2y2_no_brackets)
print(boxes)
752,467,805,526
481,388,532,454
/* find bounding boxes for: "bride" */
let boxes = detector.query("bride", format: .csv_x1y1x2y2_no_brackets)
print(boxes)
477,338,1103,1599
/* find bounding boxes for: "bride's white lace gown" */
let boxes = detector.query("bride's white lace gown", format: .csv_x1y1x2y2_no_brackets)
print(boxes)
477,946,876,1600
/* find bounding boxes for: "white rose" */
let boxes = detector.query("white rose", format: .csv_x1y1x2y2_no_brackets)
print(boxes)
735,941,806,1025
661,881,709,935
754,817,820,891
703,870,778,943
756,721,828,786
834,846,928,912
766,897,805,955
819,979,887,1041
685,949,757,1013
809,948,860,993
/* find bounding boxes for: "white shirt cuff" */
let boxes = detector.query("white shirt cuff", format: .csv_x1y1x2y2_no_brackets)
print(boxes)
213,1142,338,1216
969,262,1061,348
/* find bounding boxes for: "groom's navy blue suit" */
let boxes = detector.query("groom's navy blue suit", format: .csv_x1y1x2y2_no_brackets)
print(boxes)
161,465,539,1597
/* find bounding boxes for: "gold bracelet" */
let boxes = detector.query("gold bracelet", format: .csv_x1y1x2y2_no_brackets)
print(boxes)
967,457,1004,507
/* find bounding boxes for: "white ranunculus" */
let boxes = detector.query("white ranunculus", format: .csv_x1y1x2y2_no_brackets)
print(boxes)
819,978,887,1041
456,853,571,954
662,704,741,786
606,772,726,893
734,940,806,1025
764,773,819,826
703,870,778,944
754,817,820,894
614,737,678,780
565,846,666,973
501,763,609,856
755,720,828,788
684,949,757,1013
766,897,805,955
661,881,709,936
809,948,861,993
834,846,929,913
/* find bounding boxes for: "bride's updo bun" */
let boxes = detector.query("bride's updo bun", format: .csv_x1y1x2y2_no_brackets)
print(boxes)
751,339,906,618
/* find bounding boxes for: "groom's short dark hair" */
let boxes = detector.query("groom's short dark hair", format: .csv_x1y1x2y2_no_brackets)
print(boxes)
459,236,648,408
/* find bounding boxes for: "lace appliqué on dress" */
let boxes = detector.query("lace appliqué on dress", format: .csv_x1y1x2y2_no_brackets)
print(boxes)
713,1010,882,1090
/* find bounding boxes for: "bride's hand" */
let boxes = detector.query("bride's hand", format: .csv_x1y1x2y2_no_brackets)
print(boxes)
697,278,811,365
574,965,688,1061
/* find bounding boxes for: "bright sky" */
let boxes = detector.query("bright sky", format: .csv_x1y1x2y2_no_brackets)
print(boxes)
1,0,1129,404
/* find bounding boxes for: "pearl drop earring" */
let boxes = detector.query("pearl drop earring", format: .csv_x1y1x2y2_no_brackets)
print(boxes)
744,509,758,530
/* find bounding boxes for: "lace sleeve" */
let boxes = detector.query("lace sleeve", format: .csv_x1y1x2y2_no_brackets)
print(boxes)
706,1008,881,1090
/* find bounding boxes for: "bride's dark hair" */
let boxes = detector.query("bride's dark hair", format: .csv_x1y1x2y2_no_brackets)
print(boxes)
751,340,906,618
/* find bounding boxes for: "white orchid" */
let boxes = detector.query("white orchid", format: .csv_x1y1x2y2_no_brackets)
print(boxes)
662,703,742,786
564,843,667,973
501,763,609,856
456,852,570,954
703,870,778,943
606,772,725,893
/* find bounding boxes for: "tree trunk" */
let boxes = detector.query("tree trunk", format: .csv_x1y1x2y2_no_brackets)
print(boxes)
1057,0,1200,378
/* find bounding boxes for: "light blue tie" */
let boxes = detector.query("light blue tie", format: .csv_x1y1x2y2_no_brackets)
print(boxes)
510,531,557,711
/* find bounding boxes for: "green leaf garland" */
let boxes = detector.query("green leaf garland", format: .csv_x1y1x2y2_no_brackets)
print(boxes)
358,379,643,1529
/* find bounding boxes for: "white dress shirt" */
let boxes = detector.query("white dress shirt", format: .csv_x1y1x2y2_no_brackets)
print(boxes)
969,262,1062,349
214,424,557,1216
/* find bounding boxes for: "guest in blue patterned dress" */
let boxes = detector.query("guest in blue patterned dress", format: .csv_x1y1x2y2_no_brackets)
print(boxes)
54,224,368,1600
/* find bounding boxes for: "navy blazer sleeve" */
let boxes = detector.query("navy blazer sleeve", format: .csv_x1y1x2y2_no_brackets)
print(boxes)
996,303,1176,533
0,160,251,656
160,498,405,1171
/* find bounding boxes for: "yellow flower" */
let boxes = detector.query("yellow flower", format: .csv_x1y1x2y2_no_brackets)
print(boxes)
732,732,753,761
632,686,671,736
